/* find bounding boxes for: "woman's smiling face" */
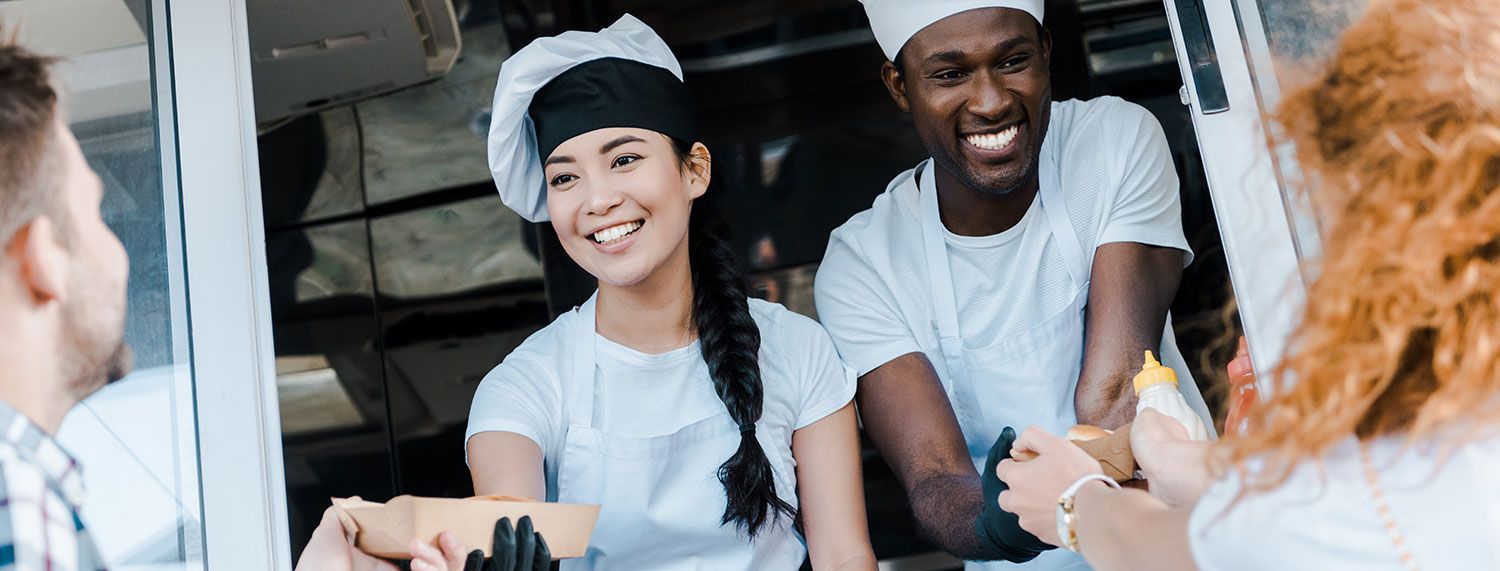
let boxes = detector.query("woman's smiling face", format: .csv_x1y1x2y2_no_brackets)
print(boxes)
543,127,708,287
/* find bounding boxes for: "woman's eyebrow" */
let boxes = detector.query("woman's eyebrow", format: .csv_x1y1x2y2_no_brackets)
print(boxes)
600,135,646,154
544,155,575,167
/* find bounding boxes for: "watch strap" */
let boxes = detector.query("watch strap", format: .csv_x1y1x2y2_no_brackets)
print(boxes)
1056,473,1120,552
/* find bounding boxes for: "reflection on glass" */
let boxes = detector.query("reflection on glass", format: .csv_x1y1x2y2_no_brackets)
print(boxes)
359,18,511,204
304,108,366,221
1238,0,1369,270
382,291,552,496
259,108,366,228
1257,0,1367,64
268,220,376,304
258,7,535,557
0,0,208,569
370,195,542,300
277,356,365,436
273,297,395,559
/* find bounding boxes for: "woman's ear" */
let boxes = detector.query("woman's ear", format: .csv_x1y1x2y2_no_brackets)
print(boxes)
686,142,712,200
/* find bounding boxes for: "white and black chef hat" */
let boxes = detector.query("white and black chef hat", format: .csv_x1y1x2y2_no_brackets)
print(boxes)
859,0,1045,62
487,14,696,222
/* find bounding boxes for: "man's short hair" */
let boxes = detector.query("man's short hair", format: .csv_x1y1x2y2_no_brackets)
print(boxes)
0,42,66,247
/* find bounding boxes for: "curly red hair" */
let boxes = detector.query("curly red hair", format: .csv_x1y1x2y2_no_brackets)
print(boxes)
1222,0,1500,490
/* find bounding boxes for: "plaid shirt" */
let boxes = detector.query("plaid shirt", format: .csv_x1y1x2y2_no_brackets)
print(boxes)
0,401,106,570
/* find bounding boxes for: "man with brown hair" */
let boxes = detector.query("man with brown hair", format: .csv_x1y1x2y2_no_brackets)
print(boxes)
0,41,130,571
0,41,535,571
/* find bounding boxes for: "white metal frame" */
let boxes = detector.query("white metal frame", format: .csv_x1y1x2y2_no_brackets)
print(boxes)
150,0,208,565
1227,0,1327,268
164,0,291,567
1160,0,1308,383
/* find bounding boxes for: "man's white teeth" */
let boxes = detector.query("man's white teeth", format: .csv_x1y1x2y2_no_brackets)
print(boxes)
965,125,1019,151
592,221,642,244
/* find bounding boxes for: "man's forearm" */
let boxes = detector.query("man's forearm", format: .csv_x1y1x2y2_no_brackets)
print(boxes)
1076,243,1183,430
854,354,1016,562
907,473,992,560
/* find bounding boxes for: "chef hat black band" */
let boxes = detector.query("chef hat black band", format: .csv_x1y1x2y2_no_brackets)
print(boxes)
529,57,699,160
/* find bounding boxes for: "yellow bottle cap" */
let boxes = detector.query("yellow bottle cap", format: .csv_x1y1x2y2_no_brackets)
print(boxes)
1133,350,1178,394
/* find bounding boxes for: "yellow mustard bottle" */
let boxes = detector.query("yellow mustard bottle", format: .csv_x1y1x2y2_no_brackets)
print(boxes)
1133,350,1210,441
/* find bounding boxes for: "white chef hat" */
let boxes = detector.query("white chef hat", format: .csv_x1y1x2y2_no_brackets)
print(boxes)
487,14,696,222
859,0,1046,62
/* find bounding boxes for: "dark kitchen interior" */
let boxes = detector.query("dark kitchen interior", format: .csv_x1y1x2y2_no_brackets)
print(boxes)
250,1,1238,567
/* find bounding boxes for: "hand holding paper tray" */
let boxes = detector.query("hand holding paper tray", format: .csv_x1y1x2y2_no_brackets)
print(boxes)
331,495,600,559
1010,423,1137,482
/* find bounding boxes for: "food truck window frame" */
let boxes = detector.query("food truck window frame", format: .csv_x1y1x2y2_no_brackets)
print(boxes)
158,0,1378,566
1161,0,1357,391
165,0,294,567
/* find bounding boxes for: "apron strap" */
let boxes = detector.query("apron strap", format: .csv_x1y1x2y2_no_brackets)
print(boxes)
1036,133,1090,288
567,294,599,429
917,160,962,343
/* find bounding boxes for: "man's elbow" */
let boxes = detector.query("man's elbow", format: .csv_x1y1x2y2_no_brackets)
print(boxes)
1076,382,1136,429
904,473,992,561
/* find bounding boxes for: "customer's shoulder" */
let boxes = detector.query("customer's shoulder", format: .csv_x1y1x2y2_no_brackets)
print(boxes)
0,448,93,563
0,447,56,503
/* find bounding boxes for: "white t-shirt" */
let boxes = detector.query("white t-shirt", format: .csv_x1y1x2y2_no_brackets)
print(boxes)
814,96,1192,378
465,298,857,499
1191,432,1500,569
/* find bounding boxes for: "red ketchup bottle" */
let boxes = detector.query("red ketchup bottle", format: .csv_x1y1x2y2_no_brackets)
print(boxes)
1224,336,1259,437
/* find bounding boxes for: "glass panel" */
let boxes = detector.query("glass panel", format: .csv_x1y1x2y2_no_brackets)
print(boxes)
369,195,543,300
1236,0,1370,269
252,4,529,555
384,291,552,496
358,17,511,204
268,220,376,305
259,109,366,228
265,218,396,558
0,0,207,568
1254,1,1367,76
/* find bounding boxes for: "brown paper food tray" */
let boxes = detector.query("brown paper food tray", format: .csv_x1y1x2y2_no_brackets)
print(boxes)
1073,423,1136,482
331,495,600,560
1010,423,1137,482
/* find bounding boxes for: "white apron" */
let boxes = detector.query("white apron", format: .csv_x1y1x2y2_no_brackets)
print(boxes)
916,137,1211,571
555,295,806,570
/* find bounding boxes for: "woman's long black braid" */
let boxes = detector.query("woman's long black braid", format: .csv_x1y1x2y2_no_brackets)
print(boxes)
672,138,796,537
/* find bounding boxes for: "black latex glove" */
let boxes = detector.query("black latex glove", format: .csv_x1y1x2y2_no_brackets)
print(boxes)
462,516,551,571
974,426,1054,562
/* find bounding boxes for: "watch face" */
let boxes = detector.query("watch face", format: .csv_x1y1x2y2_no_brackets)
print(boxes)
1056,502,1075,552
